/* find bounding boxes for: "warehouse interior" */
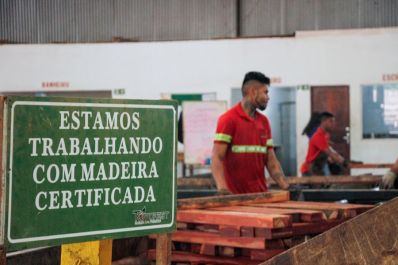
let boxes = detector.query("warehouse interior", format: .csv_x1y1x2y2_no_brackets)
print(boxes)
0,1,398,265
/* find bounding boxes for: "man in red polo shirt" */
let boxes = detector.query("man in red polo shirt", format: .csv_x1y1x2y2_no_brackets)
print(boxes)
300,112,345,176
211,71,289,194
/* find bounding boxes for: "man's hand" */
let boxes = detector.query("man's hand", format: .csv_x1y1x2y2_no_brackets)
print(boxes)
279,180,290,190
381,170,397,189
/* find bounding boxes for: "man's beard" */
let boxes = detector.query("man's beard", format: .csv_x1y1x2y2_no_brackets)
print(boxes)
257,103,267,111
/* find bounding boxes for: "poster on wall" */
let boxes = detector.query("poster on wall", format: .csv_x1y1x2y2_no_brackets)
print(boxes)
182,101,227,165
362,84,398,138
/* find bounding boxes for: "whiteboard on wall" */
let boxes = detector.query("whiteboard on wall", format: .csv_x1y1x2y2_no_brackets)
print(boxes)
183,101,227,165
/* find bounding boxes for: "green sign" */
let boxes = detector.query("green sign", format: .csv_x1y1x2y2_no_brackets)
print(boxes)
4,97,177,251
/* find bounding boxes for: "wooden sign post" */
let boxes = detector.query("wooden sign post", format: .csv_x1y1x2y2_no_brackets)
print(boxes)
0,96,177,264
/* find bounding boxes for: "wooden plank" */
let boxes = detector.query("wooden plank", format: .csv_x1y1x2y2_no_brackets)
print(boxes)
291,220,346,236
254,202,339,219
350,163,393,169
255,227,293,239
148,249,260,265
156,233,171,265
260,197,398,265
199,244,216,256
169,230,283,249
177,177,214,188
193,224,219,233
270,175,382,185
241,227,255,237
285,201,374,211
211,206,325,222
177,175,382,188
219,246,239,258
256,201,372,219
177,209,291,229
177,191,289,210
219,225,240,237
273,200,374,215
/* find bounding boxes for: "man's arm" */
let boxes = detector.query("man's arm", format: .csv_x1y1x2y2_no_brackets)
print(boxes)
211,143,229,192
324,146,345,164
266,148,289,190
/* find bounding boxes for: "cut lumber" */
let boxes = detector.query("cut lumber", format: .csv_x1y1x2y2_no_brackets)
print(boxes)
290,220,346,236
177,177,215,188
219,246,239,257
255,227,293,239
260,197,398,265
177,191,289,210
168,230,283,249
177,209,291,228
241,226,255,237
200,244,216,256
350,163,392,169
147,249,259,265
219,225,240,237
254,201,368,219
276,175,382,185
177,175,382,188
210,206,325,222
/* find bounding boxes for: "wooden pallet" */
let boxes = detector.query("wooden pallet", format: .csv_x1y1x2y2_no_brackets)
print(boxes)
148,192,374,265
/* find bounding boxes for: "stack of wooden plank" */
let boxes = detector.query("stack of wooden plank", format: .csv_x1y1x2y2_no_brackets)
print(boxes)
147,192,374,265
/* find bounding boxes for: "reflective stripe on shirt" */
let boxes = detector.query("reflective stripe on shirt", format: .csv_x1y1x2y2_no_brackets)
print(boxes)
231,145,267,154
214,133,232,143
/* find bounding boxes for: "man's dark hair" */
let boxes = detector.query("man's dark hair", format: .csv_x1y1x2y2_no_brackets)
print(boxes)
241,71,270,96
302,112,321,136
242,71,270,86
320,111,334,121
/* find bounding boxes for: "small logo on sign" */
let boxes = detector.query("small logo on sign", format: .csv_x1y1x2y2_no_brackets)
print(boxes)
133,207,169,225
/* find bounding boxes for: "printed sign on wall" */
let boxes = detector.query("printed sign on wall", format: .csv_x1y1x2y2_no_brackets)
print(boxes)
182,101,227,165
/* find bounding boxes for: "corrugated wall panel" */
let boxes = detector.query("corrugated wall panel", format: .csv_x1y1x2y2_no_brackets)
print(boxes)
318,0,361,30
37,0,76,43
241,0,284,37
74,0,113,42
113,0,235,42
114,0,155,41
360,0,398,28
152,0,236,41
285,0,318,33
0,0,38,43
1,0,398,43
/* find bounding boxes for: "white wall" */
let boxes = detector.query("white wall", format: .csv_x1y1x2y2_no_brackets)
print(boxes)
1,28,397,170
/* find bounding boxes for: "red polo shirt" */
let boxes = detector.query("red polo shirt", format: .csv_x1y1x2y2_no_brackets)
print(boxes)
300,127,330,174
214,103,273,194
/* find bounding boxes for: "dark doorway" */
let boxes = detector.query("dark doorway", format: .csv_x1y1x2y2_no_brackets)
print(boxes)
311,86,350,164
266,87,297,176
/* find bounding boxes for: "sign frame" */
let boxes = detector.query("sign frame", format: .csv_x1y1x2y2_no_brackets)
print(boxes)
3,96,177,251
